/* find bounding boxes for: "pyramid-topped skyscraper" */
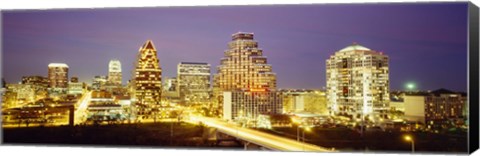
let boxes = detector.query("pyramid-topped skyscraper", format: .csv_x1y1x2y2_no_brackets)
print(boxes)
133,40,163,115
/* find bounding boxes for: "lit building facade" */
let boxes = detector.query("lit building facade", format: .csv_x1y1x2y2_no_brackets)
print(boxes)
163,77,177,92
133,40,163,114
398,89,467,128
281,89,328,115
2,90,17,108
223,89,283,126
177,62,211,104
108,59,122,85
21,75,49,100
213,32,277,95
6,84,35,106
213,32,277,116
68,83,83,95
68,77,83,95
92,75,107,90
22,76,49,89
403,93,427,123
326,43,389,120
424,89,466,127
48,63,69,89
70,77,78,83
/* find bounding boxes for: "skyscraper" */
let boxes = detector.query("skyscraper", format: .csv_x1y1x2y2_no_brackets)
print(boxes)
326,43,389,120
48,63,69,89
177,62,211,104
133,40,162,115
108,59,122,85
213,32,278,118
213,32,277,95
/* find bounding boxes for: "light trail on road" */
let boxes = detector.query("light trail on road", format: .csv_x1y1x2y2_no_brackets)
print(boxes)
186,115,336,152
74,91,92,124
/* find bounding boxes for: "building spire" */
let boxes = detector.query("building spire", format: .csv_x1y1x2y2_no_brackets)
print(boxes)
142,40,156,50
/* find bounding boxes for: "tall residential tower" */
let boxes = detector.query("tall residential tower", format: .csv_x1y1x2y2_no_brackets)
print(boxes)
326,43,389,120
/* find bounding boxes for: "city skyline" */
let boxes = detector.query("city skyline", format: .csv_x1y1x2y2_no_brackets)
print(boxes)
3,3,468,91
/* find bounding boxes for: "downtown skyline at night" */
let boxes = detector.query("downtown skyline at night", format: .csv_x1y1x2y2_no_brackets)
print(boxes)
2,3,468,91
2,2,475,154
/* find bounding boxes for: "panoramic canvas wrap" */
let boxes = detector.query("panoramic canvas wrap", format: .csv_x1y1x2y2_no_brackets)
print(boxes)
1,2,479,154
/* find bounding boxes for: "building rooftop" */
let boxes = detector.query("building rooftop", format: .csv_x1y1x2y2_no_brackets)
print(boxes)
430,88,463,96
88,104,122,107
338,43,371,52
431,88,455,94
179,62,210,65
232,31,254,36
232,32,254,40
114,95,131,100
404,92,430,96
293,112,327,118
48,63,69,68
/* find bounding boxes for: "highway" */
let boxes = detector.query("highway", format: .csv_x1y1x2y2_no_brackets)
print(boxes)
74,91,92,124
187,115,336,152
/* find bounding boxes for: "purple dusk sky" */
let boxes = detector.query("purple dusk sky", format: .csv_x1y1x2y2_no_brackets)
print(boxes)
2,2,468,92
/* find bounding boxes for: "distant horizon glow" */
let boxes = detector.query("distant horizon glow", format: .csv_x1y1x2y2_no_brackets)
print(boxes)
2,3,468,92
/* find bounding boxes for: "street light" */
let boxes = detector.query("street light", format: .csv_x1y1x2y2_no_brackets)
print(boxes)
404,135,415,153
302,126,311,151
303,126,311,142
291,117,301,141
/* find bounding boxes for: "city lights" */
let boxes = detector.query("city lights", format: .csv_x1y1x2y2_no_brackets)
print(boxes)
1,5,471,152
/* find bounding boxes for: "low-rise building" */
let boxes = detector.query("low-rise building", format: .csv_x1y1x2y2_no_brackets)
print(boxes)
424,89,466,128
68,82,84,95
163,77,179,99
403,93,427,123
399,89,466,129
223,89,283,127
6,84,35,107
281,89,328,115
87,103,127,122
256,114,292,129
92,75,107,90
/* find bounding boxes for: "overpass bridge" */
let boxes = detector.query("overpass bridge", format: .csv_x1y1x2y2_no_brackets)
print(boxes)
187,115,336,152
